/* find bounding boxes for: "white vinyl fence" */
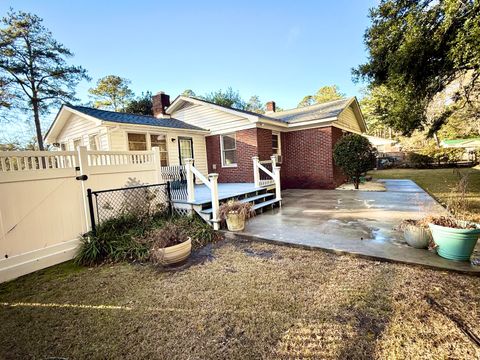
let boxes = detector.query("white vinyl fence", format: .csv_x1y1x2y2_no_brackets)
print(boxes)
0,147,164,283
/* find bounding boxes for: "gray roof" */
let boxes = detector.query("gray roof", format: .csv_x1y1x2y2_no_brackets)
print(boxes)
68,105,207,131
270,98,353,123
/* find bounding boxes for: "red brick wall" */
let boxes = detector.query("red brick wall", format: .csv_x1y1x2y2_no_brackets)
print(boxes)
205,128,273,183
280,126,347,189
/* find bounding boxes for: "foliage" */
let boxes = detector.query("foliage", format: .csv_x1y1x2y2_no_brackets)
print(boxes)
0,10,89,150
89,75,134,111
219,200,255,220
298,85,345,107
75,214,150,266
203,87,246,110
181,89,196,97
123,91,153,115
245,95,265,114
407,152,434,169
170,215,223,250
446,169,472,221
333,134,377,189
360,86,396,137
147,222,190,264
421,146,464,165
354,0,480,136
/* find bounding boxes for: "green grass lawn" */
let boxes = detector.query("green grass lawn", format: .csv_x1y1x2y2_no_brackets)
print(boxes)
1,240,479,359
369,167,480,221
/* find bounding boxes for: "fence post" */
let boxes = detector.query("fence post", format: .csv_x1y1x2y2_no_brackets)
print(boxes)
151,146,162,183
274,166,282,202
252,156,260,187
77,146,91,233
86,189,97,236
185,158,195,203
209,173,220,230
270,155,277,168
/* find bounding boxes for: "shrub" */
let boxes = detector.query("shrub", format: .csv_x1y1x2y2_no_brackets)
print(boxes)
147,223,190,264
75,214,149,266
333,134,377,189
170,215,224,249
407,152,433,168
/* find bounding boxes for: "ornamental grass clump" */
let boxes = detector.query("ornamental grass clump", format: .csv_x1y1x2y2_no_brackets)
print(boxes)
218,200,255,220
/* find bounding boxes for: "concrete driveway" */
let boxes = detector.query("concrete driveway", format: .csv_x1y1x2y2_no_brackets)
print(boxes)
236,179,480,273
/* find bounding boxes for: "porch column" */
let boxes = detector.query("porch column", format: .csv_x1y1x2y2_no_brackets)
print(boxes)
252,156,260,187
274,166,282,202
208,173,220,230
270,155,277,168
185,158,195,203
151,146,162,183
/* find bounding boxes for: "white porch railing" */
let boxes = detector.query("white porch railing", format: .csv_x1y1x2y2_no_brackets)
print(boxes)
184,158,220,230
253,156,282,201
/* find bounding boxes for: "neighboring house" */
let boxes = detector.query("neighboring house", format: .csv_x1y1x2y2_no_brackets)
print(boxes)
364,135,401,154
45,93,367,189
440,138,480,151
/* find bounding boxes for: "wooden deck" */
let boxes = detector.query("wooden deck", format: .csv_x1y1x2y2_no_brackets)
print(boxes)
183,183,266,205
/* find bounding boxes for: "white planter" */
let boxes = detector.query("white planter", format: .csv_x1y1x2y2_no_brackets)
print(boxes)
403,224,432,249
226,212,245,232
153,238,192,265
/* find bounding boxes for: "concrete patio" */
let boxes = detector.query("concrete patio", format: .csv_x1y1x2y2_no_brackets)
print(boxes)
231,179,480,274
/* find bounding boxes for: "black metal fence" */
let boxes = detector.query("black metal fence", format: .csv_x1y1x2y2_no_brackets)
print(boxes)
87,183,171,235
160,165,188,200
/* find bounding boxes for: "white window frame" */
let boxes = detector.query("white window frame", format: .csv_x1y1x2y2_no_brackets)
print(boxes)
272,132,282,161
72,138,82,150
220,133,237,168
150,133,169,166
127,132,148,151
88,133,100,150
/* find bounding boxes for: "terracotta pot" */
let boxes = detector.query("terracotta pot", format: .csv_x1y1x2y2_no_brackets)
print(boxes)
403,224,432,249
226,212,245,232
154,238,191,265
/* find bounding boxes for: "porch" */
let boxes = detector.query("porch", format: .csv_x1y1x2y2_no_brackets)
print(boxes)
181,183,268,205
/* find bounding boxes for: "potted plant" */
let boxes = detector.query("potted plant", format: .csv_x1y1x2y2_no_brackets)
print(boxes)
397,218,433,249
428,171,480,261
428,216,480,261
219,200,255,231
148,223,192,265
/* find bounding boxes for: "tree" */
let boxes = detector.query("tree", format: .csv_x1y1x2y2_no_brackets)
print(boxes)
123,91,153,115
89,75,133,111
298,85,345,107
245,95,265,114
360,86,396,138
0,10,89,151
353,0,480,136
203,87,246,110
182,89,196,97
333,134,377,189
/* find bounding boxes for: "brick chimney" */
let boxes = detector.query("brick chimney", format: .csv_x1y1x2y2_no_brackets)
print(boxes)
152,91,171,118
266,101,276,113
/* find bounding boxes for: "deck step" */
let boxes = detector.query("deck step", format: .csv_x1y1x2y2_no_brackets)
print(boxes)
253,198,279,211
200,193,275,214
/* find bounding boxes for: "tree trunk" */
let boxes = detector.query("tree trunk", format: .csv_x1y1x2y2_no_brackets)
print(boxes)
354,177,360,189
32,100,45,151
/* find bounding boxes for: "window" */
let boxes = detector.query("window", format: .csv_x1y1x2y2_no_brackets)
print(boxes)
89,134,99,150
221,133,237,167
73,138,82,150
127,133,147,150
150,134,168,166
272,133,281,160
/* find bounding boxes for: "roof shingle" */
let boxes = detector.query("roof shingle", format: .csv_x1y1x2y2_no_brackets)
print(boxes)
270,98,353,123
69,105,207,131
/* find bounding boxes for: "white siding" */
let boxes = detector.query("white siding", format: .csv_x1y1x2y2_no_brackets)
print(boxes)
337,106,363,133
56,114,107,150
172,104,252,134
105,125,208,177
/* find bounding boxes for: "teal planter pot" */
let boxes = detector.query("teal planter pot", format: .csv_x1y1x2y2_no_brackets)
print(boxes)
429,223,480,261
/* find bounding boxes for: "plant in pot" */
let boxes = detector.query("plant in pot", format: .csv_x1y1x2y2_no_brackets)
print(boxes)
428,171,480,261
147,222,192,265
219,200,255,232
397,218,433,249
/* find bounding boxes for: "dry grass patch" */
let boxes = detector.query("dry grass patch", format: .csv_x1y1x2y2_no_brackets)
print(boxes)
0,240,479,359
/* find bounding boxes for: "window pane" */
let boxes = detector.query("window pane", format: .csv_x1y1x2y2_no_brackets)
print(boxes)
272,134,278,148
223,150,236,165
128,133,147,150
73,139,82,149
89,135,98,150
160,152,168,166
150,134,167,151
222,134,236,150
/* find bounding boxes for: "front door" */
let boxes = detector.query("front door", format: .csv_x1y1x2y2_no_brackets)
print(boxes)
178,137,194,165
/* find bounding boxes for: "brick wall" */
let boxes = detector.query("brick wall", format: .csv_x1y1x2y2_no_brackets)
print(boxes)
205,128,273,183
280,126,347,189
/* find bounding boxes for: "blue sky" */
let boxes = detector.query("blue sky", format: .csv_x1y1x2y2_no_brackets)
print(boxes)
0,0,377,142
